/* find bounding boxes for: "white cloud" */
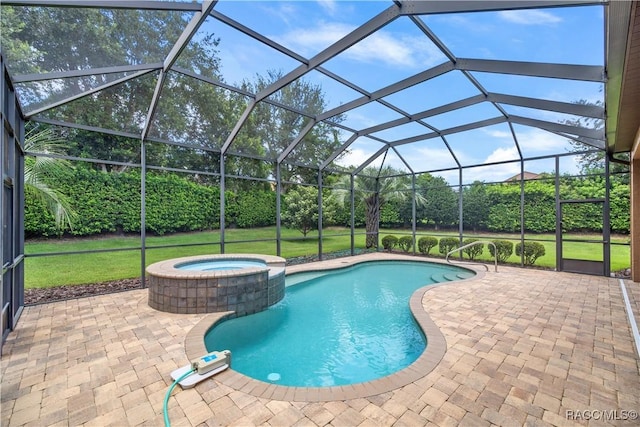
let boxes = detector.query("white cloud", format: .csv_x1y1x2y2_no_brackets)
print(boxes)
484,146,520,164
317,0,337,15
498,10,562,26
413,146,460,171
336,147,371,168
264,3,298,27
273,21,349,56
516,128,571,153
273,22,444,68
483,129,511,139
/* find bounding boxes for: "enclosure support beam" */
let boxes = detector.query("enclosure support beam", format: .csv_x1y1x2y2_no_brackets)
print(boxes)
358,94,485,137
456,58,604,82
276,163,282,257
141,72,166,141
14,63,163,83
220,156,226,254
140,142,147,288
401,0,603,16
256,4,400,102
24,70,156,118
318,172,323,261
222,4,400,154
510,116,605,143
604,156,611,277
412,174,417,254
350,175,355,256
555,157,562,271
163,1,217,72
390,116,506,147
3,0,202,11
279,120,316,164
487,93,605,118
519,159,525,268
320,134,359,170
316,62,454,122
458,168,463,251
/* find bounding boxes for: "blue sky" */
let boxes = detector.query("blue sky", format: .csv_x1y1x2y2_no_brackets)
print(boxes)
199,1,605,184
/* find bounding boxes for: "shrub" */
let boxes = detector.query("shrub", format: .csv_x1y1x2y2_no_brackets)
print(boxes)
515,241,546,265
439,237,459,255
489,240,514,263
381,235,398,251
398,236,414,252
462,238,483,260
418,236,438,255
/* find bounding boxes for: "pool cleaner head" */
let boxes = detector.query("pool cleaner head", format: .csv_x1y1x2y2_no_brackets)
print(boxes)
191,350,232,375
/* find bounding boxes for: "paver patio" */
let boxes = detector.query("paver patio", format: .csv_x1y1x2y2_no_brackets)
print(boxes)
2,253,639,426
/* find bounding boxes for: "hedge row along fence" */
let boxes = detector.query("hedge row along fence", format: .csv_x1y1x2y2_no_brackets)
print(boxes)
25,168,630,238
381,235,546,266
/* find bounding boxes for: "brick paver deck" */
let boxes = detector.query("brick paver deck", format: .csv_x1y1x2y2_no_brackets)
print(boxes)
2,253,639,426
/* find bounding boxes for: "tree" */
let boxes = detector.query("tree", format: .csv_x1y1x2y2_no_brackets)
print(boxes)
23,126,76,233
2,6,226,172
562,99,629,178
281,186,319,237
416,174,458,230
281,185,339,237
334,167,420,249
463,181,489,231
238,70,345,185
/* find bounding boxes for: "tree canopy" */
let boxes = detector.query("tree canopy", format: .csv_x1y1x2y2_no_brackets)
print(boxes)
2,8,342,182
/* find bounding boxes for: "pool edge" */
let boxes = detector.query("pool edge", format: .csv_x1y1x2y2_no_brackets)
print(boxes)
184,253,487,401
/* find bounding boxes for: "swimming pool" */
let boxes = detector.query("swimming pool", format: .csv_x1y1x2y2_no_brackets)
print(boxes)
204,260,474,387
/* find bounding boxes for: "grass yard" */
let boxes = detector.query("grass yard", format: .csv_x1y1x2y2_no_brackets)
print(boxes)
24,227,630,288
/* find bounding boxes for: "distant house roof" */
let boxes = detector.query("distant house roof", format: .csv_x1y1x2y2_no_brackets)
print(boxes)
505,172,540,182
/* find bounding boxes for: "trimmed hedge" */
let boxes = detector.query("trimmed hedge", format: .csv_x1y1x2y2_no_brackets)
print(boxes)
24,169,274,237
439,237,459,255
462,238,483,260
515,241,546,265
488,240,514,263
25,167,632,239
381,235,398,251
398,236,414,252
418,236,438,255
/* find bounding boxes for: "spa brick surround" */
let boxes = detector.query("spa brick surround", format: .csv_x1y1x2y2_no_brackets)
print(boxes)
146,254,286,315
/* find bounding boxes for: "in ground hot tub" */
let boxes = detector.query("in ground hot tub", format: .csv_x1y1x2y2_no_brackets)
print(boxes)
146,254,286,315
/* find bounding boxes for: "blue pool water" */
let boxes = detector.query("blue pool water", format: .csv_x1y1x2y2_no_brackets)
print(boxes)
176,259,266,271
204,261,472,387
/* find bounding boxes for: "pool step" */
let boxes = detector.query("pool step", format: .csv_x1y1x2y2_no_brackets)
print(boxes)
431,271,475,283
430,273,452,283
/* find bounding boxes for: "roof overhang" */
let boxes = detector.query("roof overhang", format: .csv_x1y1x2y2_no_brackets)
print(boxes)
606,0,640,154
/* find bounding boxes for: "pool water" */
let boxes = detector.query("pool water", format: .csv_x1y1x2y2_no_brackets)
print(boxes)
204,261,473,387
176,260,266,271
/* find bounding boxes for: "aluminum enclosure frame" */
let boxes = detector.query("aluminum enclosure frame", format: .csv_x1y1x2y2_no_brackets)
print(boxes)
0,0,631,329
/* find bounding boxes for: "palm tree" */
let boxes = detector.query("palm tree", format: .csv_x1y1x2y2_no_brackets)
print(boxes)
334,166,422,249
24,127,76,232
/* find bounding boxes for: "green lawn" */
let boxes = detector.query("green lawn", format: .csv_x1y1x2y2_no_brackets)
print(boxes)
24,227,630,289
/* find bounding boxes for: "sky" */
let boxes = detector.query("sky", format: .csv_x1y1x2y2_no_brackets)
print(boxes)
195,0,605,184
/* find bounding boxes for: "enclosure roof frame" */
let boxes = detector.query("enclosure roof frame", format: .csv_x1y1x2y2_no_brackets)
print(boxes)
4,0,637,176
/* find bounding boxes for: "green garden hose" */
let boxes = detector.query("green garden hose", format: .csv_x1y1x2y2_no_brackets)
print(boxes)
163,369,196,427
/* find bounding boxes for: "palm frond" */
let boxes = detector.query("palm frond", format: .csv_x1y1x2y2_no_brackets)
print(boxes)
24,127,76,232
